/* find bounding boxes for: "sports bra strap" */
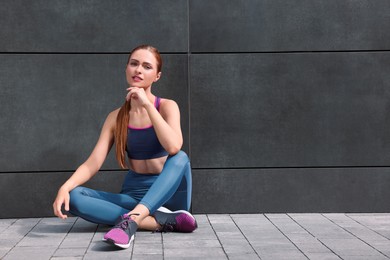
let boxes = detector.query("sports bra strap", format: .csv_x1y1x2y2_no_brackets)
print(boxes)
155,96,161,112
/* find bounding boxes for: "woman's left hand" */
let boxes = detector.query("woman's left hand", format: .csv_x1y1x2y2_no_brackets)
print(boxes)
126,87,150,107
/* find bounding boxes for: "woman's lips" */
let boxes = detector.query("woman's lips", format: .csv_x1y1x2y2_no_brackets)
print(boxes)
132,76,143,82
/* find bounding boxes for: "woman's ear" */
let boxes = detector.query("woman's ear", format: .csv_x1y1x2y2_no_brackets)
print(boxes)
154,72,162,82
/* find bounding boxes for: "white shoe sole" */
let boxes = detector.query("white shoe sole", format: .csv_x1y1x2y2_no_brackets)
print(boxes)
102,235,134,249
156,206,196,221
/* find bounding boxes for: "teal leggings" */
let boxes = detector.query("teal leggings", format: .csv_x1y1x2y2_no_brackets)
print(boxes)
69,151,192,225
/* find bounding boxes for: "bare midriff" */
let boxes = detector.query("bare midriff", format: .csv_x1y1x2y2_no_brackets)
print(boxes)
128,156,168,174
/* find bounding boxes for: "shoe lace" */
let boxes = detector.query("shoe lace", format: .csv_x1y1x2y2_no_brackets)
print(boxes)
156,223,175,233
116,213,139,230
119,221,129,230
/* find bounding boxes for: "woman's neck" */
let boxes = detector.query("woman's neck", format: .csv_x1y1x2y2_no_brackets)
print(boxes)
130,95,155,111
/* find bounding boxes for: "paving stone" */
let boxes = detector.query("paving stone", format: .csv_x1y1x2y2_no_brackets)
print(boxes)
290,214,355,239
0,248,11,259
163,247,227,258
253,242,302,254
293,242,334,254
287,233,320,243
304,252,341,260
166,257,227,260
325,214,385,239
53,247,87,257
130,255,163,260
258,251,307,260
84,241,133,259
60,232,95,248
51,257,83,260
267,213,309,234
227,253,260,260
133,241,162,254
0,218,41,240
2,246,56,260
217,237,252,246
58,219,96,248
319,238,385,258
0,237,22,248
163,238,221,248
0,214,388,259
222,244,256,254
135,231,162,241
338,255,389,260
208,214,233,223
348,213,390,239
83,251,132,260
0,219,17,224
0,219,16,233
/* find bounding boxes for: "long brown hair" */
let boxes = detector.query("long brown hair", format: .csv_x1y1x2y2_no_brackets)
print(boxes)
115,45,162,169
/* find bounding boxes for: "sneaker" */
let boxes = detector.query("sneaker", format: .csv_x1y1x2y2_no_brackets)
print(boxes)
154,207,197,233
102,214,138,249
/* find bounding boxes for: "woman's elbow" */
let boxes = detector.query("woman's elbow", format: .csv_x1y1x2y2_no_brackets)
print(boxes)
165,143,182,155
166,147,180,156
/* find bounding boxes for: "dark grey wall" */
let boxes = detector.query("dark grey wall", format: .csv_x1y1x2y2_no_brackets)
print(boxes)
1,0,389,218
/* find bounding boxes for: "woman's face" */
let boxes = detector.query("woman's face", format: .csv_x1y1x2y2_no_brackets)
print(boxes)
126,49,161,88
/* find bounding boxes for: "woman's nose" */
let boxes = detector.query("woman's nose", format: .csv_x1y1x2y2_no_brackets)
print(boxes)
135,65,142,73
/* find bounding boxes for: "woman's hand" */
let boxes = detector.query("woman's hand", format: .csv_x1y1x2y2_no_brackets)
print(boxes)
126,87,151,107
53,187,70,219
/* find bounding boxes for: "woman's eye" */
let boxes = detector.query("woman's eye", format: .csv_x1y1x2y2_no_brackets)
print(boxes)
130,62,138,66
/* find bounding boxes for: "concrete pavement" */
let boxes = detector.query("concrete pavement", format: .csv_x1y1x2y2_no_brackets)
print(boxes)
1,213,390,259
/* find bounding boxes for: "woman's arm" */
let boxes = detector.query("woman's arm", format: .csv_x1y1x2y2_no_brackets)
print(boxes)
53,110,118,219
145,98,183,155
126,87,182,155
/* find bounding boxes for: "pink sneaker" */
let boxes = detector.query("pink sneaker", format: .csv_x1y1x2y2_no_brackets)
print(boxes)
154,207,197,233
102,214,138,249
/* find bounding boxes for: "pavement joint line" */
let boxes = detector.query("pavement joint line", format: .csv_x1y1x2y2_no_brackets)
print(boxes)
3,218,43,259
206,214,229,259
287,213,343,259
323,214,390,259
346,213,390,240
264,214,309,259
230,214,261,259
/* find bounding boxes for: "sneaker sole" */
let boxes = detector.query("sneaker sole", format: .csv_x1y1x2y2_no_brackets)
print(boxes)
102,235,134,249
157,207,196,222
156,207,198,232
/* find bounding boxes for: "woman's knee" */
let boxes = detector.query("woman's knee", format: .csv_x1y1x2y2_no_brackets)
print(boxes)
69,186,84,199
69,186,89,208
176,150,189,160
168,150,189,168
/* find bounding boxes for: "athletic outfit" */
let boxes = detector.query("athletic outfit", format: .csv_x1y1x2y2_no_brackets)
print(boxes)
68,97,195,230
126,97,169,160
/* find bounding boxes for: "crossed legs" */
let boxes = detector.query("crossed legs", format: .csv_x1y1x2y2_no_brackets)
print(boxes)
69,151,192,230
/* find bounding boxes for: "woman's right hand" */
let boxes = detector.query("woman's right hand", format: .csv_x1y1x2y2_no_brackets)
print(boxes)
53,187,70,219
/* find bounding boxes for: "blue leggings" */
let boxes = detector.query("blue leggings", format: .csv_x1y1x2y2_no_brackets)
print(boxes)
69,151,192,225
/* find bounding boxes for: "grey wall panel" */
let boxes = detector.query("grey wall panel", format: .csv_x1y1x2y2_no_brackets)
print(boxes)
1,0,389,218
153,55,190,154
0,171,126,218
0,54,188,172
190,0,390,52
190,52,390,168
192,168,390,213
0,0,188,52
2,167,388,218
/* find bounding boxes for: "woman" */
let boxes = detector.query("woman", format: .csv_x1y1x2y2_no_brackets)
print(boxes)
53,45,197,249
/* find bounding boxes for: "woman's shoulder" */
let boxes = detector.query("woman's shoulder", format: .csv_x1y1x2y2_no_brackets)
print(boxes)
107,107,120,119
159,98,180,117
102,107,121,127
159,98,179,109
